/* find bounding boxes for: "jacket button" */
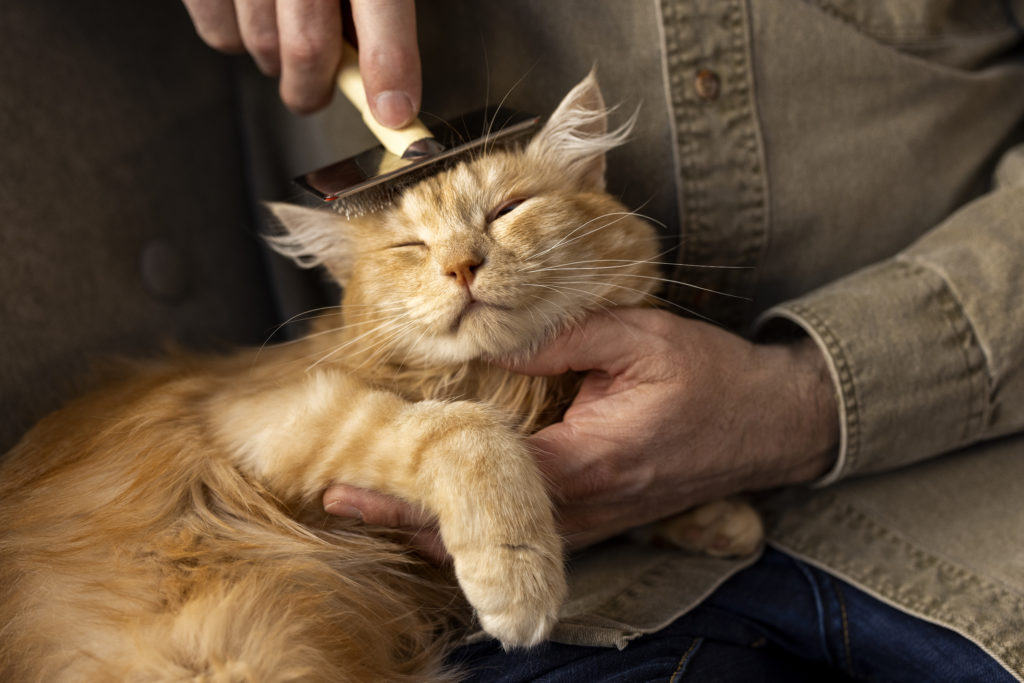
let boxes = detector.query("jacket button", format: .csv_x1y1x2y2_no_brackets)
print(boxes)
140,240,190,302
695,69,720,101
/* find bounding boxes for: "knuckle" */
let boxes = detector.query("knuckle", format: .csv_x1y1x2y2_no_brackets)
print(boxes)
282,35,334,73
361,44,418,77
246,31,280,61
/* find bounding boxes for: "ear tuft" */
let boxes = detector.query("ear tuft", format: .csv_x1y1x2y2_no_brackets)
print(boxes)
264,202,355,282
527,68,637,191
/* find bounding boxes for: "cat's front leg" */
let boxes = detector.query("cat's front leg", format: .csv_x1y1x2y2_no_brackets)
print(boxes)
209,372,566,647
412,399,566,647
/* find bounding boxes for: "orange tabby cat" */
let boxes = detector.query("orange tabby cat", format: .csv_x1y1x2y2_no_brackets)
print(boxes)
0,72,758,681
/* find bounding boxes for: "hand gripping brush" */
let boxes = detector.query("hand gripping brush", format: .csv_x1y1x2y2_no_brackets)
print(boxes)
295,41,541,217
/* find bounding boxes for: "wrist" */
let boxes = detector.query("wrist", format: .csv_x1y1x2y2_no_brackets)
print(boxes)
750,337,840,488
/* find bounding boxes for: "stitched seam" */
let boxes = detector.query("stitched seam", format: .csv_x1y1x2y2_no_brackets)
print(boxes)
793,559,835,667
659,0,767,325
655,0,687,274
896,256,990,443
786,302,862,476
830,578,856,676
741,0,774,306
669,637,703,683
582,551,760,632
936,275,988,442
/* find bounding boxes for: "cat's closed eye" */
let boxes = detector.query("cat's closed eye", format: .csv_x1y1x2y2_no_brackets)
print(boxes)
487,197,528,224
388,241,427,250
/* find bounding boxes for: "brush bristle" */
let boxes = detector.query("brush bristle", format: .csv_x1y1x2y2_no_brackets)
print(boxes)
302,112,543,218
327,149,478,218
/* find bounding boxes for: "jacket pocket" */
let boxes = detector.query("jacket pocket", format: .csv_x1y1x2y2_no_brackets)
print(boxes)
804,0,1022,69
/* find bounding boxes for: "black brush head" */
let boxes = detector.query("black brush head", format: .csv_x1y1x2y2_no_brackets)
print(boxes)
294,109,541,218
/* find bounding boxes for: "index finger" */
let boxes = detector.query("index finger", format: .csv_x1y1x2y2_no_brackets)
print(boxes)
500,310,651,377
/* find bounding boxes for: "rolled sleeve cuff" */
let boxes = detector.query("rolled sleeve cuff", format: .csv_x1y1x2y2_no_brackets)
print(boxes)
755,258,989,486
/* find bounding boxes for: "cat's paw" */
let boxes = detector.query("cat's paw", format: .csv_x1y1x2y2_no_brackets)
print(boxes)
453,540,566,648
655,499,763,557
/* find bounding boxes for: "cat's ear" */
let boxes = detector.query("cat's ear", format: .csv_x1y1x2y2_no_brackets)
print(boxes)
264,202,356,283
526,69,635,192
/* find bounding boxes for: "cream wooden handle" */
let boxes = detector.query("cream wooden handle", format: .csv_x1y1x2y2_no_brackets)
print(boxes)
337,41,433,157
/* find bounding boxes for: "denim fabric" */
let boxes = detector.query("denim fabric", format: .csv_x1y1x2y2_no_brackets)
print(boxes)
449,548,1015,682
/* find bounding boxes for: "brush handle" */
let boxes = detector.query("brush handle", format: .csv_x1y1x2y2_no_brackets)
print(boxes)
337,41,434,158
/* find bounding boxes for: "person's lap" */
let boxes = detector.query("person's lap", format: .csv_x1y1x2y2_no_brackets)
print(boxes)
448,548,1013,682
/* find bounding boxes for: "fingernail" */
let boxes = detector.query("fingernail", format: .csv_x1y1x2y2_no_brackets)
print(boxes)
325,502,363,520
372,90,415,129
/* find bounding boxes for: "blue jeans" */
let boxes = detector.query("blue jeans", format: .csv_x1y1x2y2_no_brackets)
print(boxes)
448,548,1014,682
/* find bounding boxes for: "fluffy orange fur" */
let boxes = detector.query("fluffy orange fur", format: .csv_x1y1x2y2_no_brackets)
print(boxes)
0,73,666,681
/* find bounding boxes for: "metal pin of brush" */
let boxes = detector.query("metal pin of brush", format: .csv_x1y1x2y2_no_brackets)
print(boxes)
295,41,541,217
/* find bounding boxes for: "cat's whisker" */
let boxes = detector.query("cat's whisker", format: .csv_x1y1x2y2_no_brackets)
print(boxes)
613,200,666,231
303,315,416,371
532,214,626,262
351,317,422,360
529,211,639,261
295,310,414,347
529,258,751,273
417,109,468,147
259,302,408,357
483,63,538,154
524,244,679,274
523,282,620,315
528,198,660,263
543,272,750,301
389,322,439,371
255,305,347,358
531,279,723,325
334,301,409,310
359,316,429,365
479,36,491,143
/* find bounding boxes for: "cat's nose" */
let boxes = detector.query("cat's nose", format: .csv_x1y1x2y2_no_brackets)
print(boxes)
444,257,484,288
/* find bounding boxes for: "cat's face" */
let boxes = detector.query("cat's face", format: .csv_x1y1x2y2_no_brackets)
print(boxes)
271,72,661,363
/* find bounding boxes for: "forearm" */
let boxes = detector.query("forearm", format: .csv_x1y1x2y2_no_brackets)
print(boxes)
757,143,1024,483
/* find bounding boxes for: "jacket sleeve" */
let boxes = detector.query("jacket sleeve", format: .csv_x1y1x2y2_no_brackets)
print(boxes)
757,142,1024,485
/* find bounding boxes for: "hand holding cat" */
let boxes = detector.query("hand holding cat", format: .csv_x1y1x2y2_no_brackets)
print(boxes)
502,308,840,549
182,0,420,121
325,308,840,557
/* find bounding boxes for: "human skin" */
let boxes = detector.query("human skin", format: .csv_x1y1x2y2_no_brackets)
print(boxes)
181,0,421,122
324,308,840,560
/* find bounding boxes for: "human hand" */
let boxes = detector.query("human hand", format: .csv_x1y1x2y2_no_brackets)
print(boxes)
323,309,839,556
182,0,421,121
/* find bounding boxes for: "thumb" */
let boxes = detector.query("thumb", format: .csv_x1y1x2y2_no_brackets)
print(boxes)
526,422,580,482
350,0,422,129
323,483,434,529
502,310,646,377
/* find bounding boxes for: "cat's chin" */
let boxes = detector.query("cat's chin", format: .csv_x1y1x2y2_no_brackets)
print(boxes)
409,333,518,365
407,313,547,365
